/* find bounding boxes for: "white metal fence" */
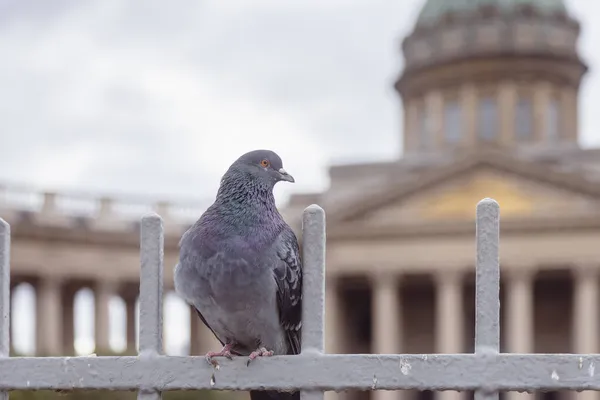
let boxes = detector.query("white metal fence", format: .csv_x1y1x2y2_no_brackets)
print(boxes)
0,199,598,399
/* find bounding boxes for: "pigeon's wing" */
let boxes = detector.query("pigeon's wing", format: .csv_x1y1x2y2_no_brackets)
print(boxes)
273,226,303,355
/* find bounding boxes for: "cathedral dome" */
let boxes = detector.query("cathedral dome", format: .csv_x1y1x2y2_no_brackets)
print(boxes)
394,0,586,157
416,0,568,27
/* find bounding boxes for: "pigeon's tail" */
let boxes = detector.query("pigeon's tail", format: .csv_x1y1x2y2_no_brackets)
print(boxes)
250,390,300,400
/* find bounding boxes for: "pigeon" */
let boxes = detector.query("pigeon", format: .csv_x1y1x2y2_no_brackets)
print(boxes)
174,149,302,400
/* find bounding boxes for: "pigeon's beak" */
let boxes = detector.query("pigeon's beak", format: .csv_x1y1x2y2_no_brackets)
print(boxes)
278,168,295,183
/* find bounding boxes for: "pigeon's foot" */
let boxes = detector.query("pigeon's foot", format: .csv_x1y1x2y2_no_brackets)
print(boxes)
205,343,234,368
246,347,274,366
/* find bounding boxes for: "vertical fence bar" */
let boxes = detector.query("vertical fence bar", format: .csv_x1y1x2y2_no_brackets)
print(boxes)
301,205,326,400
138,214,164,400
0,219,10,400
474,199,500,400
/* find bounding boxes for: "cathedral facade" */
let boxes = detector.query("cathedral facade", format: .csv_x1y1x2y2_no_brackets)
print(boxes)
283,2,599,400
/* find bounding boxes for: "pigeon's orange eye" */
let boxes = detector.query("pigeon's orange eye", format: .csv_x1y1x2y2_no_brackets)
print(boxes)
260,159,270,167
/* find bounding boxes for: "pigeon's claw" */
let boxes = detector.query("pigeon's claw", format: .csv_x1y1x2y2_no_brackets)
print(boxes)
205,343,234,368
246,347,274,366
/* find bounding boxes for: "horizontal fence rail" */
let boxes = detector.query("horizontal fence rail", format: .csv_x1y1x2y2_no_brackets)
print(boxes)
0,354,600,391
0,198,599,397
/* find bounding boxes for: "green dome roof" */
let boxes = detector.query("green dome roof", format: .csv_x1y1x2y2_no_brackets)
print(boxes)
417,0,568,26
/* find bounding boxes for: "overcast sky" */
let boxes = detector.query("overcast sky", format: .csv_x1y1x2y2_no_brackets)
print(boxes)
2,0,600,355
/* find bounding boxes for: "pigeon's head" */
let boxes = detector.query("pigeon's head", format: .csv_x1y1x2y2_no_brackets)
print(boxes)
229,149,295,188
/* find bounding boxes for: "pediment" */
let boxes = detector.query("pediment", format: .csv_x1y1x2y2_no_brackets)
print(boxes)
332,158,600,229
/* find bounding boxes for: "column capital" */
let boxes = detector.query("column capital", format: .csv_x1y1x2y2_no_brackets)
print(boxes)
37,276,68,297
325,274,339,288
434,269,464,285
119,283,139,303
95,279,119,293
572,263,600,280
504,265,536,282
38,275,65,287
369,270,401,287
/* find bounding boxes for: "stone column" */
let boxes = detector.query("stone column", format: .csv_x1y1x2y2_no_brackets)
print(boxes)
372,273,402,400
404,101,419,155
461,83,478,146
325,277,344,400
201,329,222,354
9,281,17,355
498,81,517,146
124,294,137,353
62,288,76,355
533,81,551,143
372,273,401,354
435,271,464,400
560,86,578,143
95,280,115,353
506,269,534,400
189,306,222,355
189,305,204,355
573,266,599,400
36,277,63,356
424,90,443,150
325,277,344,354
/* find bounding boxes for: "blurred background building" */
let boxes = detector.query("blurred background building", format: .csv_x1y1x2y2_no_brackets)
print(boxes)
1,1,599,400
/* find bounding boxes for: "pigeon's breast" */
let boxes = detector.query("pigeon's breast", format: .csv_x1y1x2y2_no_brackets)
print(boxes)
175,224,286,353
192,253,286,354
203,251,276,311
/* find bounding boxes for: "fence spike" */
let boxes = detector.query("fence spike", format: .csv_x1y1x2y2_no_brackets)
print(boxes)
138,213,164,399
475,198,500,400
301,205,326,400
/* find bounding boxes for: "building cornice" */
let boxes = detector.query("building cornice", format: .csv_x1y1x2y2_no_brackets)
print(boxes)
9,221,183,251
327,215,600,241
